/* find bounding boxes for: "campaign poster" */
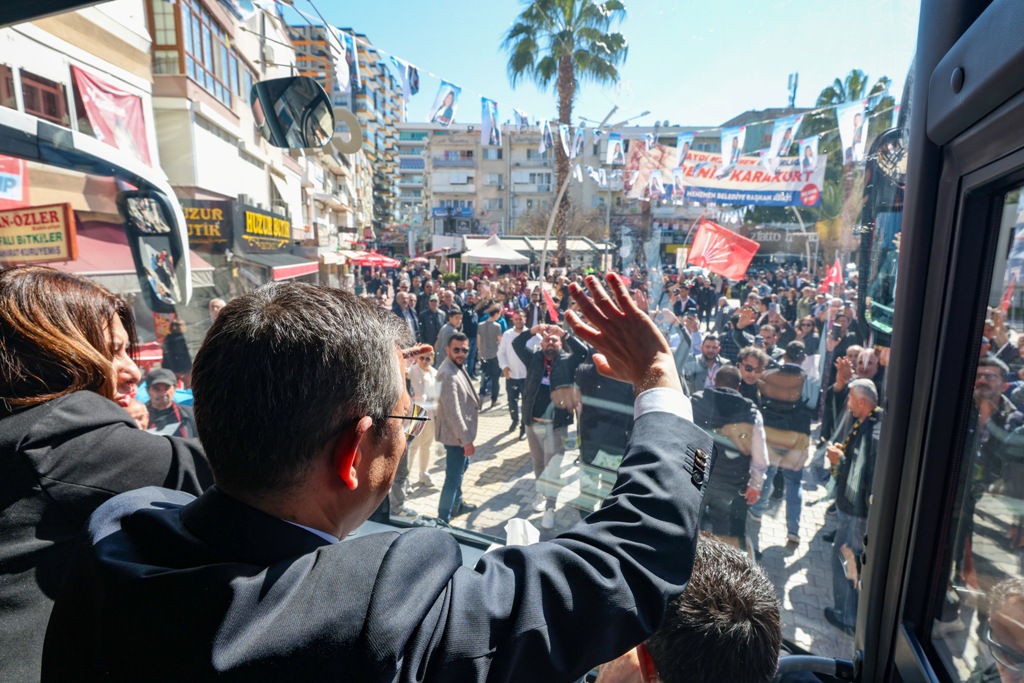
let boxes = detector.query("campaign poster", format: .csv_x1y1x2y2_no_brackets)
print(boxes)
598,168,608,187
391,56,419,101
647,169,665,197
558,123,572,157
675,133,695,167
338,30,360,92
720,126,746,169
71,66,152,166
672,167,685,196
481,98,501,147
644,132,656,151
837,100,867,164
624,137,675,200
763,114,803,173
571,124,585,159
428,81,461,127
606,133,625,165
573,163,584,183
0,155,29,211
514,109,530,132
799,135,820,174
539,119,553,153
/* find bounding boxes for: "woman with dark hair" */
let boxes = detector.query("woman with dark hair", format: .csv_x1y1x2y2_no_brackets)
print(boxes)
0,266,212,682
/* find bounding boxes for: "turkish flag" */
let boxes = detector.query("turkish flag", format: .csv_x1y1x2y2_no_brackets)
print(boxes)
819,257,844,293
686,218,760,280
542,287,560,322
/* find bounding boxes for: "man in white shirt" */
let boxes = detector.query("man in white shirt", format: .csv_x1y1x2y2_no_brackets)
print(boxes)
498,310,533,441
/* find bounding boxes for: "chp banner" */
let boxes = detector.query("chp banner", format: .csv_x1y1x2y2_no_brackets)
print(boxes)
721,125,746,169
481,98,501,146
686,218,759,280
837,100,867,164
428,80,461,127
0,155,29,211
71,66,152,166
606,132,625,165
763,114,803,173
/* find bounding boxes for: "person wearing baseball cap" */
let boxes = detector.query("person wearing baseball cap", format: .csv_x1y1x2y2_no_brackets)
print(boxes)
145,368,198,439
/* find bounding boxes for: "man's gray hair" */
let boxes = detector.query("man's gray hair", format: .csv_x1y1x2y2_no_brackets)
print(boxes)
848,378,878,406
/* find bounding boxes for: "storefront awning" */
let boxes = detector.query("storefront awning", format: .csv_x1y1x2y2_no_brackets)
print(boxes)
48,221,214,293
234,252,319,281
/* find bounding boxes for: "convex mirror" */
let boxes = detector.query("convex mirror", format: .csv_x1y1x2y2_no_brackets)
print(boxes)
119,190,187,310
250,76,334,150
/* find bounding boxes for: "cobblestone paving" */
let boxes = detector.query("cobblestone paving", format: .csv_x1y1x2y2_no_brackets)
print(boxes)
397,390,855,658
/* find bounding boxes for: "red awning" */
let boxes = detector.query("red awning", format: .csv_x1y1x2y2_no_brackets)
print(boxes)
233,253,319,281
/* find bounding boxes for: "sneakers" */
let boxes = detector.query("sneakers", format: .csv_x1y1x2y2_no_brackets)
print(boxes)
532,493,547,513
394,505,418,519
518,428,527,441
418,472,434,487
541,509,555,530
787,532,800,544
455,502,478,516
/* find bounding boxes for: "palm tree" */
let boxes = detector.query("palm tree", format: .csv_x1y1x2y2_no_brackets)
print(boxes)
502,0,628,267
817,69,890,106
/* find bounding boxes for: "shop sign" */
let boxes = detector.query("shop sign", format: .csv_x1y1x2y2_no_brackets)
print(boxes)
0,202,77,264
181,199,232,253
238,204,291,253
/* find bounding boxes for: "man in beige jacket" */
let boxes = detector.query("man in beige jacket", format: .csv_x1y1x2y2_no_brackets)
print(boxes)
436,332,481,522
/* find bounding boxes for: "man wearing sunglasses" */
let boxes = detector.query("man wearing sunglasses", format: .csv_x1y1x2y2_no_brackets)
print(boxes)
44,277,715,683
435,332,480,523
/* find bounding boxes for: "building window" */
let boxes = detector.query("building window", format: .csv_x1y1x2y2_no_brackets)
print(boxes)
484,198,503,211
526,149,549,160
20,71,68,126
150,0,180,74
443,150,473,160
482,148,502,160
0,65,15,110
164,0,250,108
484,173,503,186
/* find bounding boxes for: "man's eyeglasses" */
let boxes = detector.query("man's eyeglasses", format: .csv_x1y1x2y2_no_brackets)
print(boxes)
386,403,430,440
986,622,1024,672
451,347,470,355
742,364,764,374
418,355,433,362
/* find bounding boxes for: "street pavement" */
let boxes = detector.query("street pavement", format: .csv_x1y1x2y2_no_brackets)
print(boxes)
396,388,855,659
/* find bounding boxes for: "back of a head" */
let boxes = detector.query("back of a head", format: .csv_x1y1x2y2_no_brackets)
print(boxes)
714,365,742,391
645,533,781,683
191,282,412,497
0,265,135,408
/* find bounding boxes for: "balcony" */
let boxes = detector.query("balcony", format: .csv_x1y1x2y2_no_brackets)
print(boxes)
511,158,553,167
432,184,476,194
513,184,553,194
432,157,475,168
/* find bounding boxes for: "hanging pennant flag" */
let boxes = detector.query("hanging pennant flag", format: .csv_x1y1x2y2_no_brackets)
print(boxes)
513,109,530,133
687,218,760,280
647,169,664,199
542,288,560,322
721,125,746,169
337,30,360,93
585,165,601,183
571,124,585,159
819,257,844,293
837,100,868,164
763,114,803,173
675,133,695,167
573,164,584,183
598,168,608,187
558,123,572,157
428,80,461,127
671,167,685,196
644,132,656,151
799,135,820,174
539,119,553,153
391,56,420,101
481,98,501,146
606,132,625,165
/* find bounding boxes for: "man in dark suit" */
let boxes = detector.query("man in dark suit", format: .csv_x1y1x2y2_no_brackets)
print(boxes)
418,294,445,347
392,291,421,343
42,275,715,682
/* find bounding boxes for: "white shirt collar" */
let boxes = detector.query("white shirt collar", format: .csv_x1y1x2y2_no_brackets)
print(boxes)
283,520,340,544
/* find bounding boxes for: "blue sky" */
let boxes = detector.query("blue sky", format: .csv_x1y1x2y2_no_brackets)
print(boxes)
286,0,920,128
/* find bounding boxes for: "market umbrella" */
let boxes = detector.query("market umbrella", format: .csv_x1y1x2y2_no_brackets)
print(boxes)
409,257,429,264
351,251,401,268
461,235,529,265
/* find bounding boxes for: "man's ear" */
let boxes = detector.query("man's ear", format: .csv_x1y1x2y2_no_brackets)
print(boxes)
333,416,373,490
635,642,660,683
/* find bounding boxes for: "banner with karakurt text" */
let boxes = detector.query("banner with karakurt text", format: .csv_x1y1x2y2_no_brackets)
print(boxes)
71,66,152,166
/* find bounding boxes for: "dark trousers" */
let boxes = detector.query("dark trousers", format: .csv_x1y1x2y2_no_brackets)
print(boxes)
480,358,501,403
507,378,525,425
438,445,469,522
466,337,478,378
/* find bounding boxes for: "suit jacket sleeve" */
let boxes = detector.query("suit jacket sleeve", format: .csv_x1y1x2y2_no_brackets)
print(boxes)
396,408,715,682
511,329,534,367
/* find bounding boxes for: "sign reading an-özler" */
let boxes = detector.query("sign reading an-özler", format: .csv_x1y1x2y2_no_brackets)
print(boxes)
0,203,78,264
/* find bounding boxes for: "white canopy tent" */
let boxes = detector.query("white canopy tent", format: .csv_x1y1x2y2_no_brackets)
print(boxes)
460,235,530,265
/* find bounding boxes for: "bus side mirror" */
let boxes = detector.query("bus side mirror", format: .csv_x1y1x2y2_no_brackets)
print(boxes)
118,190,188,312
250,76,335,150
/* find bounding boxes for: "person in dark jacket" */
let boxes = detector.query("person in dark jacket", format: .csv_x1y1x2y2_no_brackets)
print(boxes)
0,266,212,683
161,318,192,387
418,294,445,347
513,323,589,529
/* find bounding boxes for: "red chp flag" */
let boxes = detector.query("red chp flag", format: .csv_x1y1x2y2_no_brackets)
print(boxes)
819,257,844,293
686,218,760,281
1000,275,1016,313
542,287,560,322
